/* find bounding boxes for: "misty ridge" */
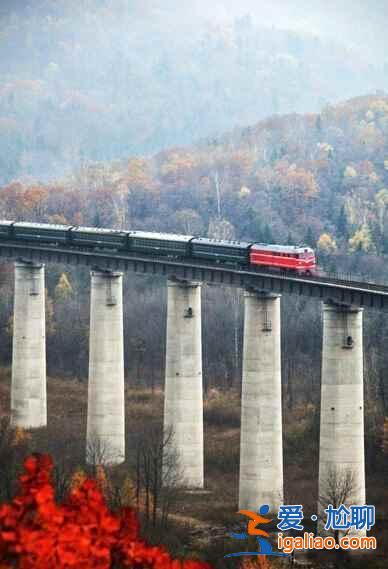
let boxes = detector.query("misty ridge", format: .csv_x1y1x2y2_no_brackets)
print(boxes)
0,0,387,184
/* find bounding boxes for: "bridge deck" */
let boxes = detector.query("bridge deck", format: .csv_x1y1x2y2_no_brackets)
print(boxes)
0,240,387,310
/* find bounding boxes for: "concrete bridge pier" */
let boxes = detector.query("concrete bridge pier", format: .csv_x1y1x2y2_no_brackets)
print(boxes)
318,302,365,534
163,280,204,488
239,290,283,512
86,270,125,465
11,262,47,429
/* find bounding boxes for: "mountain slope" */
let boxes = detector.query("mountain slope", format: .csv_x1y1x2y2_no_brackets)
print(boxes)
0,1,387,183
1,94,388,272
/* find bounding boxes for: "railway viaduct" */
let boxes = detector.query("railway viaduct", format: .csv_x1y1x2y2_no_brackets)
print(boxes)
3,237,388,523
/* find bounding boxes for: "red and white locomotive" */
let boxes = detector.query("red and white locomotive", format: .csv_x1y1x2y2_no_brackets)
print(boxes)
249,243,316,274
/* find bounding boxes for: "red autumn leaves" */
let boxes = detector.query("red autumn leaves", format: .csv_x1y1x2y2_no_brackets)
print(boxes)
0,454,212,569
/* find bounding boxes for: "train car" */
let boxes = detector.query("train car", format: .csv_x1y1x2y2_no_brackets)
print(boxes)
69,226,128,249
0,219,318,275
129,231,194,257
191,237,252,264
250,243,316,273
13,222,72,243
0,220,14,238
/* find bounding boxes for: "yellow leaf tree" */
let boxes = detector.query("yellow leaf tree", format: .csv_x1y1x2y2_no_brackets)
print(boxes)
348,224,375,253
55,273,73,301
317,233,337,254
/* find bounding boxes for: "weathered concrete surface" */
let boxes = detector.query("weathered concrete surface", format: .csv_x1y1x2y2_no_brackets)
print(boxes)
318,303,366,535
86,270,125,465
239,291,283,512
163,281,204,488
11,262,47,429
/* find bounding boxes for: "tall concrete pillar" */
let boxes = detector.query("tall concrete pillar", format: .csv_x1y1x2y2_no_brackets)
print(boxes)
318,302,365,531
163,281,203,488
86,270,125,465
11,262,47,429
239,291,283,512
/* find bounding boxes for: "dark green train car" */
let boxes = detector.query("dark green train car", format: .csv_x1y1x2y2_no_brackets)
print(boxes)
0,221,14,238
191,237,251,265
129,231,194,257
69,227,128,248
13,222,71,243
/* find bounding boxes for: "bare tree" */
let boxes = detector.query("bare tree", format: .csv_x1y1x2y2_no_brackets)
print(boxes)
318,466,355,544
85,436,111,468
134,423,182,528
52,457,74,501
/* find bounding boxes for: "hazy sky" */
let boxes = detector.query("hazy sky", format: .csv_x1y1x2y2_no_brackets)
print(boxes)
1,0,387,60
215,0,388,50
157,0,388,61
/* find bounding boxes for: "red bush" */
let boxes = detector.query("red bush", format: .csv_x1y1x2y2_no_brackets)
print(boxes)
0,454,212,569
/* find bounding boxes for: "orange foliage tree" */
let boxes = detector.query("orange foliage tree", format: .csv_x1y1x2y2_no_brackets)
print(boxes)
0,454,212,569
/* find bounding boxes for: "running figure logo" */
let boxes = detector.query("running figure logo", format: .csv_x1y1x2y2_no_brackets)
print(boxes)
225,505,288,558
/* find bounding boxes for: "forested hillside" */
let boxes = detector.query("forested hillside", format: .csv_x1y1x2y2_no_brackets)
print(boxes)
0,0,387,183
1,94,388,262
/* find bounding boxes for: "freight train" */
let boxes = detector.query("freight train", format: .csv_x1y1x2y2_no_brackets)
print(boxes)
0,220,317,274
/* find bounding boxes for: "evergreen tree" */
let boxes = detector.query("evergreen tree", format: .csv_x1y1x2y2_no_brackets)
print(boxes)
304,226,315,247
263,224,273,244
336,205,348,240
93,212,101,227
